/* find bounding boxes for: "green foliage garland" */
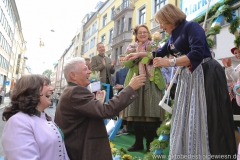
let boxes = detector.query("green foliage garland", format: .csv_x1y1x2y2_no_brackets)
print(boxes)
229,17,240,34
205,25,222,37
206,38,215,48
193,0,240,48
150,139,169,151
210,5,232,24
234,35,240,48
156,124,171,135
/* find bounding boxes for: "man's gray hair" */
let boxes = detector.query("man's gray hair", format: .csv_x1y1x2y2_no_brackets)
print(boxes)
63,57,85,82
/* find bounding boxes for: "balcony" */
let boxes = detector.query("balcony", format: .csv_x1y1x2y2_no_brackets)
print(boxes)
113,0,135,20
112,31,132,47
150,18,162,33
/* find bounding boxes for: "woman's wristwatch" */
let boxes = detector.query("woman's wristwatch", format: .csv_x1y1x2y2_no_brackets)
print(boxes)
169,57,176,66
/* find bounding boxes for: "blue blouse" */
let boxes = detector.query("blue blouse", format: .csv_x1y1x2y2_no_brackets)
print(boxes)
153,20,212,71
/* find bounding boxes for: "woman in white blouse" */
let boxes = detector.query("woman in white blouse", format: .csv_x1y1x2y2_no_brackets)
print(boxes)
222,47,240,149
1,74,69,160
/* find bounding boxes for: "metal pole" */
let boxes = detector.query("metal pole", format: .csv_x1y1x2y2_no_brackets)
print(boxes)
202,0,211,29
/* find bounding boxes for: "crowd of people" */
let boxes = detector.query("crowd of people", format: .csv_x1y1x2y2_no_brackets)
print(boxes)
1,3,240,160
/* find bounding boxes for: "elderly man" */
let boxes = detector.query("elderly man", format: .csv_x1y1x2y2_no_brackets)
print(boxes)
91,42,116,99
54,57,146,160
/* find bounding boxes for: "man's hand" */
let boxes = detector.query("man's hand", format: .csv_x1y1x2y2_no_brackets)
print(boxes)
111,59,116,66
115,84,123,90
222,58,232,68
128,73,146,90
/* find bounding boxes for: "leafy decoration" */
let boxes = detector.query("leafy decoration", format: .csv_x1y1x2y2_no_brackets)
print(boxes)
205,25,222,37
223,5,233,22
156,123,171,136
210,5,232,24
234,35,240,48
206,38,215,48
150,139,169,151
144,152,157,160
229,17,240,34
193,0,240,49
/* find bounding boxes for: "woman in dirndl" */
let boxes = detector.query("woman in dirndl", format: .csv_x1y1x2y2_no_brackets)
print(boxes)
125,3,236,159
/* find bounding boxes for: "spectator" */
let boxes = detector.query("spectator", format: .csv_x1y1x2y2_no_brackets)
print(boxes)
91,42,116,99
54,57,146,160
114,55,129,136
56,92,61,106
83,56,91,70
1,74,69,160
222,47,240,149
49,93,55,108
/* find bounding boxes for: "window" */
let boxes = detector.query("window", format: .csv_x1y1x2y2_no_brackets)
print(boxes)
111,6,115,20
90,37,95,48
117,20,120,35
155,0,166,13
128,18,132,31
109,29,113,43
121,17,125,33
139,7,146,24
84,42,89,52
115,48,118,62
92,22,97,34
123,0,129,9
102,14,107,27
120,46,123,55
101,34,106,43
90,53,94,59
85,29,90,39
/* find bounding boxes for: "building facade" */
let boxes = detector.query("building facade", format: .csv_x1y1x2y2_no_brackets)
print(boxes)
0,0,27,96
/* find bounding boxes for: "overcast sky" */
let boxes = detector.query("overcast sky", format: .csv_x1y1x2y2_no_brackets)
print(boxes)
15,0,103,74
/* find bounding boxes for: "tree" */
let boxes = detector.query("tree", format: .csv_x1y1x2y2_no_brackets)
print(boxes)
43,69,52,79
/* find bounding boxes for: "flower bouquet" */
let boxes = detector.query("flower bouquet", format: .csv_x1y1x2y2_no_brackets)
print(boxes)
141,31,161,64
123,32,162,69
123,42,140,68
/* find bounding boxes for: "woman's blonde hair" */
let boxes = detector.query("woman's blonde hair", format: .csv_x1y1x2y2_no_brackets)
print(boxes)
155,4,186,27
132,24,152,42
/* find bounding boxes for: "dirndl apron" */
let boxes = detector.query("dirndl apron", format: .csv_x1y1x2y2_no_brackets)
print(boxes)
169,58,236,160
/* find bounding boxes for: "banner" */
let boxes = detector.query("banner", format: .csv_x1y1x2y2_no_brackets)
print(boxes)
180,0,223,21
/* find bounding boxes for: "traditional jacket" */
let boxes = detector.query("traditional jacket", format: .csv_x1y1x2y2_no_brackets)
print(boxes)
91,54,115,86
54,83,138,160
154,20,212,72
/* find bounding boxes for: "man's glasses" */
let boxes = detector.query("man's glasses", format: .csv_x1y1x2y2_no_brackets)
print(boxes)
137,31,148,35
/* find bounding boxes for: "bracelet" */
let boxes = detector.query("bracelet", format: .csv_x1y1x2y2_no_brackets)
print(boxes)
233,84,240,96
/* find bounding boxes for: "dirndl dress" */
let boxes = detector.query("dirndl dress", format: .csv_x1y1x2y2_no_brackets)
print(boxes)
170,58,236,160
